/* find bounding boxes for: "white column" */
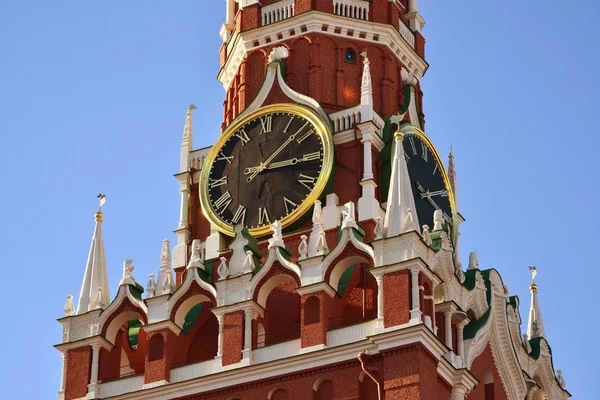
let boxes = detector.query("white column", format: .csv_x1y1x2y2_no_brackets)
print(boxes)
410,268,421,322
226,0,235,24
457,322,465,365
217,315,224,357
408,0,418,13
58,353,66,399
444,311,453,349
242,309,254,364
87,344,101,397
375,275,384,330
450,386,466,400
362,137,373,181
178,186,190,229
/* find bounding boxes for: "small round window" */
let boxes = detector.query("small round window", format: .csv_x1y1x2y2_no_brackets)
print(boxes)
345,49,356,64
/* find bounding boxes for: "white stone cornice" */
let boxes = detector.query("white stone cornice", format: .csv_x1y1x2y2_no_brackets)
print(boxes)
295,281,337,298
54,335,113,354
142,320,182,336
217,10,428,90
211,299,265,319
369,256,442,288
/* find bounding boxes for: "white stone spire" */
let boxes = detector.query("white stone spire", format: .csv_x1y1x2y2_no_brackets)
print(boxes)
384,131,420,237
448,148,459,209
527,267,546,339
76,210,110,314
180,105,196,173
360,52,374,122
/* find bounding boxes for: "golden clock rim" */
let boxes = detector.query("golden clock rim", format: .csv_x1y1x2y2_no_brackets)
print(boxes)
199,104,334,238
399,124,459,242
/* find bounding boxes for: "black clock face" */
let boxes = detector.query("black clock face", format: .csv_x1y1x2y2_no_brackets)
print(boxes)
207,111,325,230
402,133,453,232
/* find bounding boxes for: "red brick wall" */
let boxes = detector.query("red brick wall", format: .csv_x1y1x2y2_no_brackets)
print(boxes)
65,346,91,400
222,311,244,366
144,330,176,384
265,281,301,345
301,293,328,348
99,321,147,381
467,344,508,400
383,270,411,328
315,379,334,399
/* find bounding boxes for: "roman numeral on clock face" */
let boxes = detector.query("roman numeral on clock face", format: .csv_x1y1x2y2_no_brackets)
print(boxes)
209,176,228,188
232,205,247,224
283,116,295,133
217,151,234,164
235,128,251,146
214,191,232,213
409,136,417,156
297,129,314,144
302,151,320,161
260,116,272,135
421,143,428,162
298,173,317,190
258,207,271,225
283,197,299,214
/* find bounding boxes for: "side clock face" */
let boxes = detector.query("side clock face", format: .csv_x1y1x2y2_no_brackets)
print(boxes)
402,131,454,233
200,105,334,237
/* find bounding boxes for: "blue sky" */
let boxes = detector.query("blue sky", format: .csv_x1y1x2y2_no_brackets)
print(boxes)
0,1,597,398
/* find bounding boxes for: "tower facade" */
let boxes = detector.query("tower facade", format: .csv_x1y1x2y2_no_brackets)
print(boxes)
56,2,570,400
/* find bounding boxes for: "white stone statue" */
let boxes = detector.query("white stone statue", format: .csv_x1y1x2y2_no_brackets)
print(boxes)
217,256,230,281
374,216,384,239
229,224,251,276
557,370,566,388
146,273,156,298
341,201,358,230
317,230,329,254
440,231,453,251
468,252,479,270
421,225,432,246
92,287,104,310
187,239,204,270
523,334,532,353
268,46,289,63
63,295,75,317
161,239,171,266
268,220,285,249
433,209,444,231
312,200,323,225
120,259,136,286
298,235,308,260
242,250,255,273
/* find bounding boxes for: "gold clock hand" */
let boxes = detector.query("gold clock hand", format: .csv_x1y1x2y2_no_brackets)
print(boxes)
266,158,301,170
246,134,297,182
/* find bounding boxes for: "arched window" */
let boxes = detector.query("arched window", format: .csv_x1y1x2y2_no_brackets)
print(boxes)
314,378,333,400
304,296,321,325
148,334,164,362
257,323,266,348
345,49,356,64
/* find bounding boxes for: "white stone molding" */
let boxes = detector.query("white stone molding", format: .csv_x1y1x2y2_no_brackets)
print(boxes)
99,284,148,345
58,309,102,344
143,320,182,336
234,55,331,130
295,281,336,298
298,255,326,287
167,266,217,328
146,294,170,325
410,268,422,323
322,193,341,230
320,226,375,291
249,246,301,308
371,230,433,269
218,11,427,91
215,273,253,307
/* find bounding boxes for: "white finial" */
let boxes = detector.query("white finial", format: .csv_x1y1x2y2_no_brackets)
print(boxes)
527,267,546,339
242,250,255,273
557,370,566,388
146,274,156,298
360,51,374,122
180,105,196,172
374,216,385,240
156,240,175,295
455,264,465,283
268,46,289,63
440,231,453,251
187,239,205,270
433,210,444,231
383,130,420,237
298,235,308,260
120,259,136,286
309,200,326,257
76,207,110,314
217,257,230,281
341,202,358,230
92,287,105,310
522,334,532,353
63,295,75,317
317,231,329,255
468,252,479,270
268,220,285,249
421,225,432,246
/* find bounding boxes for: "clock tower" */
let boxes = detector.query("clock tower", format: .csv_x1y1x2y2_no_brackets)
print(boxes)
56,2,571,400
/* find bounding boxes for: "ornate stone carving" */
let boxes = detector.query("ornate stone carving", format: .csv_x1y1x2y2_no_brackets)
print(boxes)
341,201,358,230
268,46,289,63
187,239,205,270
374,216,384,239
268,220,284,249
468,251,479,270
298,235,308,260
120,259,136,286
421,224,432,246
433,209,444,231
217,257,230,281
63,295,75,317
146,274,156,298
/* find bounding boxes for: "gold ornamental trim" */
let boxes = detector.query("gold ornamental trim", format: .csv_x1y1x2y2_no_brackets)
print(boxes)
200,104,334,238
